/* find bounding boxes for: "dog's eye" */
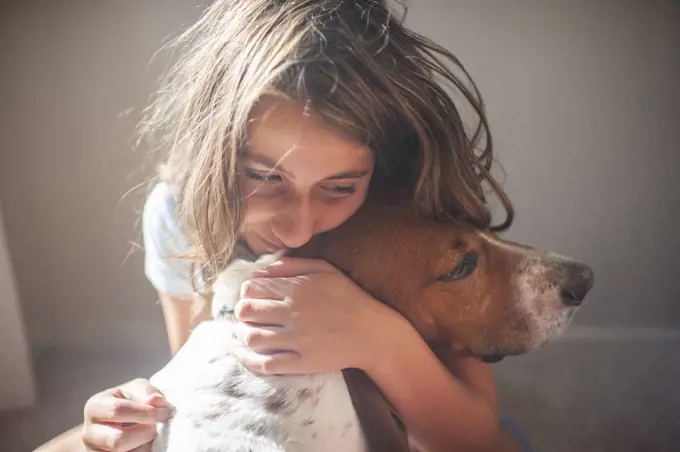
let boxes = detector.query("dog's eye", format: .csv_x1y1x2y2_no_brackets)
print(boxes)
438,252,478,282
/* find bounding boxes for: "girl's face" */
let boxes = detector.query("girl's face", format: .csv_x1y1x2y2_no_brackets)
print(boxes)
239,99,375,255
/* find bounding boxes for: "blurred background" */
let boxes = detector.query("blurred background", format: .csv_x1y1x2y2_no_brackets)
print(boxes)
0,1,678,451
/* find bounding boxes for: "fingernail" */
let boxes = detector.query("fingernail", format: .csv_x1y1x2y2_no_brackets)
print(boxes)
160,407,174,422
257,259,284,271
240,280,253,298
154,410,171,423
146,393,167,407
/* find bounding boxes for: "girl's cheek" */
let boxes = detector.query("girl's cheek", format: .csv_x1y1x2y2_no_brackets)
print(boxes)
243,193,280,224
318,192,369,232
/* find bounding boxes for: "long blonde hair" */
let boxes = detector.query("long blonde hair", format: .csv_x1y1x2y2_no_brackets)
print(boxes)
136,0,513,286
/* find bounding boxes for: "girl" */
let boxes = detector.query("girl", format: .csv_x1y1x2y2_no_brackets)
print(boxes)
75,1,531,451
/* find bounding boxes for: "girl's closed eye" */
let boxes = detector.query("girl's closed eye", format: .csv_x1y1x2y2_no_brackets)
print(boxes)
245,167,357,196
244,168,282,183
322,184,357,196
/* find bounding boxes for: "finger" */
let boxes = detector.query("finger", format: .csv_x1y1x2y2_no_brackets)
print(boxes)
231,346,302,375
85,394,171,424
239,277,291,300
234,298,289,325
232,322,293,353
82,422,156,452
118,379,167,407
250,257,332,278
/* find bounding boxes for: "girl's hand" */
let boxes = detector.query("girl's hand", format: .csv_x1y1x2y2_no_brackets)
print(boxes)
230,257,412,375
82,378,172,451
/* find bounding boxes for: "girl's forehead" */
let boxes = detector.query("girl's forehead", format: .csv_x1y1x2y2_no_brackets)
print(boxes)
246,98,374,177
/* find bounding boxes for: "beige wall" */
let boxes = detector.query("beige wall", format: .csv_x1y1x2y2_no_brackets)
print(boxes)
0,0,678,356
0,0,202,353
0,202,35,410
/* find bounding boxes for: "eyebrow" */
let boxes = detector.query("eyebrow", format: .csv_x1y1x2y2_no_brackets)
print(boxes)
244,152,371,180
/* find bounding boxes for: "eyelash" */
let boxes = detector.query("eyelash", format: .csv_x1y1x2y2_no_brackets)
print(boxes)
326,185,356,194
244,169,281,183
244,169,356,194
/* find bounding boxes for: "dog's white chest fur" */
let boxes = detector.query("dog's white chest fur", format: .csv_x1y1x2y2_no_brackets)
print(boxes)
149,255,367,452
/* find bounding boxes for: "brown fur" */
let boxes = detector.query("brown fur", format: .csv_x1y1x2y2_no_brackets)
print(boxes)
291,197,588,358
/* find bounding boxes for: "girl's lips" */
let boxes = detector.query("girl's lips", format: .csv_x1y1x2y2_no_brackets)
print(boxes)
259,235,285,253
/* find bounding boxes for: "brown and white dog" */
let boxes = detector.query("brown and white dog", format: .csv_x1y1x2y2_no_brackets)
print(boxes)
148,198,594,452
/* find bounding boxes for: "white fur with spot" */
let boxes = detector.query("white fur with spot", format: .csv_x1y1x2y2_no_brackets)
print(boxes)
150,254,367,452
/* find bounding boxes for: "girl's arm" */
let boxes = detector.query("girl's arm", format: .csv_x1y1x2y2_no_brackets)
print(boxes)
364,318,500,452
158,291,210,356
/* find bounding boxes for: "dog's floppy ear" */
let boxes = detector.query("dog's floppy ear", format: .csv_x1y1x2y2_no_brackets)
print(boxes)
341,368,412,452
341,344,497,452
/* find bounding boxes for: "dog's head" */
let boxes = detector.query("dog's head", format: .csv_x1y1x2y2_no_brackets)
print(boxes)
291,198,594,362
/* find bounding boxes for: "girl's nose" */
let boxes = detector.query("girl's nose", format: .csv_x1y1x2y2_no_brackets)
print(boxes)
275,195,316,249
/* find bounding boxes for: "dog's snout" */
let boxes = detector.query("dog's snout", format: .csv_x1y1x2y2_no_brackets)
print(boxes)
559,262,595,306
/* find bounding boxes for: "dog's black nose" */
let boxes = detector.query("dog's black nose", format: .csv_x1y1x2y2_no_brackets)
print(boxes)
560,262,594,306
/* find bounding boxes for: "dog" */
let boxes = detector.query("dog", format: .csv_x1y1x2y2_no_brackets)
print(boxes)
148,197,594,452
